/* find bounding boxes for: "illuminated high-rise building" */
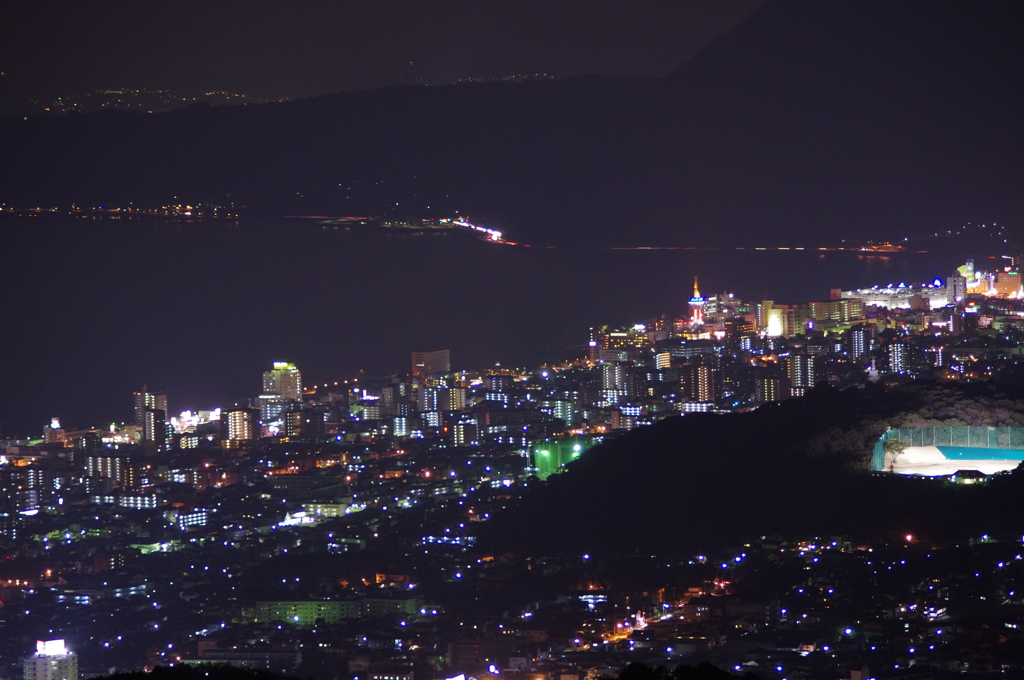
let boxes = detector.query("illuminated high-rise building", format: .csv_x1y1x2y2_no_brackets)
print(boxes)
133,387,167,426
391,416,411,437
785,354,821,396
285,409,326,440
947,271,967,305
994,269,1021,297
755,376,790,404
142,408,167,452
0,465,51,511
422,410,442,429
132,387,168,452
724,316,755,341
260,362,301,425
610,408,638,431
439,387,468,411
756,300,774,333
381,381,414,416
754,301,810,338
263,362,302,401
134,388,168,448
681,359,720,403
85,453,136,490
418,386,440,412
923,346,945,368
258,396,290,424
43,418,63,444
551,400,575,425
411,349,451,379
888,342,909,375
222,408,258,449
589,326,646,363
849,325,872,360
24,640,77,680
601,362,629,391
600,363,637,404
483,374,512,391
452,415,478,447
809,298,864,325
689,276,706,327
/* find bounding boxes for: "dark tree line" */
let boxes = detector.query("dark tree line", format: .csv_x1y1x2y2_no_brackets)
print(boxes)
618,661,753,680
482,381,1024,556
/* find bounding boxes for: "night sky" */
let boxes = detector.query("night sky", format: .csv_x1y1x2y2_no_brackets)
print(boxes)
0,0,761,113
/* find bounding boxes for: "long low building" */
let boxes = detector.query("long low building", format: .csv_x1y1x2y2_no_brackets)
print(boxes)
841,285,950,309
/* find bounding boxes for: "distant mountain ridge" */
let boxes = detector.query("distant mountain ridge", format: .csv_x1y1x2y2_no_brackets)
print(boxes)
2,0,1022,247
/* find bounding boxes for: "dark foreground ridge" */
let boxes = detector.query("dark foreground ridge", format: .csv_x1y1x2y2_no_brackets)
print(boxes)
93,666,299,680
483,382,1024,556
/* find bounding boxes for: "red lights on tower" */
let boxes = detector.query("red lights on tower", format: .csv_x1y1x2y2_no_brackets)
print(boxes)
689,276,706,326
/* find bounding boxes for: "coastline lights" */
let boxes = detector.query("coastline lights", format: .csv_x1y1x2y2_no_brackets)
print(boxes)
451,219,503,242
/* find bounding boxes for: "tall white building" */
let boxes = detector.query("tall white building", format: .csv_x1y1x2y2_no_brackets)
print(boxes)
225,408,258,441
599,363,635,404
849,326,872,360
786,354,821,392
888,342,909,375
262,362,302,401
24,640,77,680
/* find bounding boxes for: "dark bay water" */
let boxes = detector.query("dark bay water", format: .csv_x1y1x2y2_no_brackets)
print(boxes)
0,217,979,436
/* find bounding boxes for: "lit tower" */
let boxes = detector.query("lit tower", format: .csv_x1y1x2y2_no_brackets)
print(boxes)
132,386,168,452
133,386,167,427
689,276,706,327
262,362,302,400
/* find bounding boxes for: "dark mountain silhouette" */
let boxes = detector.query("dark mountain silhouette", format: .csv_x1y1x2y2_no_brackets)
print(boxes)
2,0,1023,246
652,0,1024,247
479,383,1024,557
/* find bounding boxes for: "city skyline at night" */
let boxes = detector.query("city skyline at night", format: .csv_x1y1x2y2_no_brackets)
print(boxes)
6,250,1022,440
3,2,1024,678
